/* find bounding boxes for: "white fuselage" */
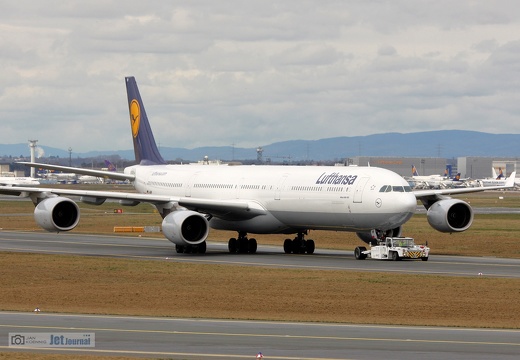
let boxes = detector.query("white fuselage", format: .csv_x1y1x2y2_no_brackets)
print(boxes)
126,164,417,235
0,177,40,186
478,179,507,187
78,175,102,183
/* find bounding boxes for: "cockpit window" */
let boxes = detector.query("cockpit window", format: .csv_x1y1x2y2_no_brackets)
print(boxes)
380,185,413,193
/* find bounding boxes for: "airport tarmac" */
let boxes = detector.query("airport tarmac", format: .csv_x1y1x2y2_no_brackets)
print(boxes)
0,231,519,278
1,311,519,359
1,231,520,359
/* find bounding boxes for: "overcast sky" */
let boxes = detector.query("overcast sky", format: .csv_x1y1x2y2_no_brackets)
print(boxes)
1,1,520,154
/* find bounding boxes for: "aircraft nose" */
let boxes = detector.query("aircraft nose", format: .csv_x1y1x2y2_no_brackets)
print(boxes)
402,193,418,213
388,191,417,213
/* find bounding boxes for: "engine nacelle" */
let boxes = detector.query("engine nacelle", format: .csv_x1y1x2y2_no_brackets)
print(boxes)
34,197,80,232
356,227,402,245
426,199,473,233
162,211,209,246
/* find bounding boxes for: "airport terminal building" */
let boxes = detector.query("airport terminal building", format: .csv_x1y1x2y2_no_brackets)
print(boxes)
346,156,519,179
456,157,519,179
347,157,448,177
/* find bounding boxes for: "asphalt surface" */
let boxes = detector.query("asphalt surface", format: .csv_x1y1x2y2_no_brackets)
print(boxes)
0,231,519,278
1,312,519,359
1,231,520,359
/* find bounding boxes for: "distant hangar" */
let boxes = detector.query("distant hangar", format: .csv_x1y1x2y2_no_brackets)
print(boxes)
347,156,519,179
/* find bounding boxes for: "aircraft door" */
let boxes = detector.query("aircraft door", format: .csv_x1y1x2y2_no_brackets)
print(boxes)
236,177,244,199
185,172,200,197
353,177,370,203
275,175,288,200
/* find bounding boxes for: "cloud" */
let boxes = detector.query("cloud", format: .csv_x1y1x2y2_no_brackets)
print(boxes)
0,1,519,154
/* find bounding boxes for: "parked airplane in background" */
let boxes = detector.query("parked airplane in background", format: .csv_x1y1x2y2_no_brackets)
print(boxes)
0,176,40,187
468,167,507,187
409,165,462,189
411,165,444,180
0,77,515,255
40,170,78,184
77,175,101,184
41,160,118,184
476,167,509,187
77,160,118,183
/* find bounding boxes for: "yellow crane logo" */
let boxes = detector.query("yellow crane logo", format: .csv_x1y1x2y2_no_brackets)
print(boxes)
130,99,140,138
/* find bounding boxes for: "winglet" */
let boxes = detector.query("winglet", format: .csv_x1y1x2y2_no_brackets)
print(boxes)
125,76,167,165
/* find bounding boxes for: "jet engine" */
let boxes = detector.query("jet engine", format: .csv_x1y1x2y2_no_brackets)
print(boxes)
426,199,473,232
356,227,402,245
34,197,80,232
162,211,209,246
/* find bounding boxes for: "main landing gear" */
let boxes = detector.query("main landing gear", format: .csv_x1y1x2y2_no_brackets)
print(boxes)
227,231,315,255
283,232,315,254
228,231,258,254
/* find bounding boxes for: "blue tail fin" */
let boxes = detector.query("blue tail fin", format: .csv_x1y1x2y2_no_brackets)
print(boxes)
445,165,452,178
104,160,117,171
125,76,167,165
411,165,419,176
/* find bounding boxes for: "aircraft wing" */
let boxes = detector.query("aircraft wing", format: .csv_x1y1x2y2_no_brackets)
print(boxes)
18,162,135,182
0,186,267,220
413,171,516,207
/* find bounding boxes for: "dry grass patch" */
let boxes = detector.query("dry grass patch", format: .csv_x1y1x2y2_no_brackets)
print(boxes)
1,252,519,329
402,214,520,257
0,200,161,234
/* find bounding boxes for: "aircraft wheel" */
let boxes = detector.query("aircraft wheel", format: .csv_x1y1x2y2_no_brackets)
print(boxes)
292,238,303,254
283,239,292,254
228,238,237,253
305,239,315,254
197,241,207,254
248,238,257,254
238,238,249,253
175,245,185,254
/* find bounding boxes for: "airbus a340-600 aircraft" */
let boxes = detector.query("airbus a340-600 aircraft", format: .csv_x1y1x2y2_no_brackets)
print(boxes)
0,77,516,255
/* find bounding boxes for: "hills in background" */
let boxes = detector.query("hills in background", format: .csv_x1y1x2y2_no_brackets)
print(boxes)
1,130,519,162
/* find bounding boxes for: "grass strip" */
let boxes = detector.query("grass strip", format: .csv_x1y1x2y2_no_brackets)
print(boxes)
1,252,519,329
